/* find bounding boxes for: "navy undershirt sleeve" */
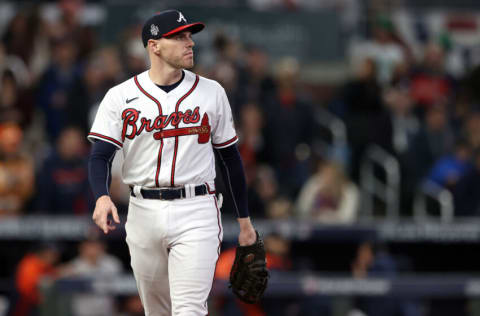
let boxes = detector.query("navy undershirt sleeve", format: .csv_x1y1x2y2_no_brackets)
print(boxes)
215,144,249,218
88,140,117,201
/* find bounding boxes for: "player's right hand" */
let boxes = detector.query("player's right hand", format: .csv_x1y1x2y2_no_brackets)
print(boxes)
92,195,120,234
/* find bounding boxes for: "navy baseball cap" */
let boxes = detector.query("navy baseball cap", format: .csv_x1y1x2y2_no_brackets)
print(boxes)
142,10,205,47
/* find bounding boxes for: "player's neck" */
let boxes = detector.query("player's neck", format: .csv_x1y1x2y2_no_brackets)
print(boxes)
148,63,183,86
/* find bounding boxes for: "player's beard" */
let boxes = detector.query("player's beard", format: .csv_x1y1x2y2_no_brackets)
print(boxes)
155,48,194,70
180,54,194,69
167,54,194,70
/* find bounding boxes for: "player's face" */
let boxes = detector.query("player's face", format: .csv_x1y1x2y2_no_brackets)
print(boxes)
157,31,195,69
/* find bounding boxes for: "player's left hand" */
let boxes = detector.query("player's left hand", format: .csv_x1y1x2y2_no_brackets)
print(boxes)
92,195,120,234
237,217,257,246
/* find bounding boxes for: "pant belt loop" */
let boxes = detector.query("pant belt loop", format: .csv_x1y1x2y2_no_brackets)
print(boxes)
184,184,193,198
133,185,143,199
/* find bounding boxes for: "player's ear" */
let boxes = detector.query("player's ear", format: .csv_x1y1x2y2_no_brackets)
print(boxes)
148,39,161,54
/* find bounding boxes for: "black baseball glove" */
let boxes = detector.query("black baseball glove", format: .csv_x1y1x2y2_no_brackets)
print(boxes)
229,231,269,304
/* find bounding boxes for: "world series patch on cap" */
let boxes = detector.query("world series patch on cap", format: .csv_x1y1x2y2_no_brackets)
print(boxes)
142,10,205,47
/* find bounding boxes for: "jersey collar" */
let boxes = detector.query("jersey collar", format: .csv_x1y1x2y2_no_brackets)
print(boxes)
138,69,194,99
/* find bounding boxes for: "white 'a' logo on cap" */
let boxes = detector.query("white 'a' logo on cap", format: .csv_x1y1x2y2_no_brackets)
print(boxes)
177,12,187,23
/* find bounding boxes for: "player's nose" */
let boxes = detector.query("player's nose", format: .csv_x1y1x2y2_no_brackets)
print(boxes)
185,33,194,47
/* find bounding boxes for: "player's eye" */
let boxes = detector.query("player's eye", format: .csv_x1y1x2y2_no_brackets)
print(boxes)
175,33,191,41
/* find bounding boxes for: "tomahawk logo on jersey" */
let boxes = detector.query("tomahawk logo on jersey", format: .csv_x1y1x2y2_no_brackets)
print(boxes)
88,70,238,188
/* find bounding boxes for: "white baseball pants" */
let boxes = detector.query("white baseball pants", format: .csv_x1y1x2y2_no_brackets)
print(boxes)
125,193,223,316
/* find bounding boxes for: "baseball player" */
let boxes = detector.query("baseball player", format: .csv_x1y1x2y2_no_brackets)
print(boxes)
87,10,258,315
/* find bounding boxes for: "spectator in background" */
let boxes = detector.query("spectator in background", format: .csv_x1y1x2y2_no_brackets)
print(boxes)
209,33,243,110
349,241,421,316
124,38,147,78
235,102,269,218
295,160,358,224
1,6,42,74
426,139,472,190
212,32,242,67
50,0,97,62
335,57,383,119
403,105,455,197
0,43,48,163
0,69,34,129
251,165,280,218
1,5,52,85
350,15,406,86
211,58,239,108
35,126,90,214
97,46,125,86
263,233,292,271
342,57,383,113
0,122,34,216
376,81,419,157
36,35,81,141
67,50,111,134
0,43,31,88
235,46,276,115
237,103,268,177
410,42,455,117
13,242,60,316
334,57,383,180
351,241,396,279
210,33,240,84
118,22,148,78
60,234,123,316
375,81,420,212
263,57,315,196
266,196,293,219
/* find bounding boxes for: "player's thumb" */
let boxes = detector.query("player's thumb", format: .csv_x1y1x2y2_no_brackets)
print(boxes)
112,205,120,223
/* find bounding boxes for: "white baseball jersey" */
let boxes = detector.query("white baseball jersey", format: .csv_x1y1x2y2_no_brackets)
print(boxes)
87,70,238,188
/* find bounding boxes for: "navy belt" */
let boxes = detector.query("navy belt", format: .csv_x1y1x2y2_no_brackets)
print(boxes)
130,185,208,200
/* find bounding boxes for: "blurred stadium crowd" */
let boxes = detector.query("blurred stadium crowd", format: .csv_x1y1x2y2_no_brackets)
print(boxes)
2,0,480,315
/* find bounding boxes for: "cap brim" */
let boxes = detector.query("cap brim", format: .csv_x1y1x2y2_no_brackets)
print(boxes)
163,23,205,37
